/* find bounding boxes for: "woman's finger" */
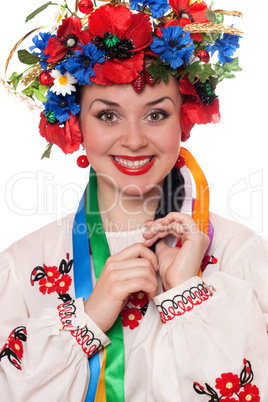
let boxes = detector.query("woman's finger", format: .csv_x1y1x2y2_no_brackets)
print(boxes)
107,242,158,271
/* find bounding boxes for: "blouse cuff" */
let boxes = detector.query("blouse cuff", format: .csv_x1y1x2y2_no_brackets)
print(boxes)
154,276,214,324
57,297,110,358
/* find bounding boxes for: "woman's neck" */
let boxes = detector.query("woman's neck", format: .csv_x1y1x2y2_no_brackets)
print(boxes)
97,183,162,232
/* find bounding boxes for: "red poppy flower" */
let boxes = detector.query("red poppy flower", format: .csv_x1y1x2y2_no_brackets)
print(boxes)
220,398,237,402
168,0,209,42
215,372,241,397
179,75,221,140
87,4,153,85
8,337,24,360
43,264,61,283
239,383,260,402
78,0,93,14
130,291,149,308
121,307,142,330
39,277,57,295
170,0,209,24
55,274,72,294
39,113,83,154
44,17,85,62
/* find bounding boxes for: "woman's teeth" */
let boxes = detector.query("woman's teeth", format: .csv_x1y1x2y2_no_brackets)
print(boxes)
114,157,151,168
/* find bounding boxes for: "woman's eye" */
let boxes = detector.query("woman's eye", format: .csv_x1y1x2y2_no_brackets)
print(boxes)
97,111,118,123
146,111,168,122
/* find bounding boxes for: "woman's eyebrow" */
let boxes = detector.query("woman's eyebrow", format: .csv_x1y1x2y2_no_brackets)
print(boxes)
145,96,175,107
89,96,175,109
89,99,120,109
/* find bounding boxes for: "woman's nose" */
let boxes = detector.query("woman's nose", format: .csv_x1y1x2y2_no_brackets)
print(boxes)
120,123,148,150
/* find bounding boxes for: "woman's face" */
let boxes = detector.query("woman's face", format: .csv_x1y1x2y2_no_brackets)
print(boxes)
80,78,182,196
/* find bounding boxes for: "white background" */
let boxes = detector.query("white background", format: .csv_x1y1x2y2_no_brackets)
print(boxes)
0,0,268,250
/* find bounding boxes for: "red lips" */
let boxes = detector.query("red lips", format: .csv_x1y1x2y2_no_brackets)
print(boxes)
110,155,156,175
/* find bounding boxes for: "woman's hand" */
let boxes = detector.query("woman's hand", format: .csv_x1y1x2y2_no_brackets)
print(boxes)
142,212,210,290
84,243,159,333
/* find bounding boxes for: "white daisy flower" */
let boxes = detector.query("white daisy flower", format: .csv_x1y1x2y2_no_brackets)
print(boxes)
49,5,65,33
50,70,77,96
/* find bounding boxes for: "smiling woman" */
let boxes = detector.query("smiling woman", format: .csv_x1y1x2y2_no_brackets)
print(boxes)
80,80,182,200
1,1,268,401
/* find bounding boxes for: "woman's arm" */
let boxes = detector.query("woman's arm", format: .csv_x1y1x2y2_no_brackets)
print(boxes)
0,253,109,401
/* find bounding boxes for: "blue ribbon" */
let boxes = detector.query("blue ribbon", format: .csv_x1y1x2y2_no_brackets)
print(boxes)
72,187,100,402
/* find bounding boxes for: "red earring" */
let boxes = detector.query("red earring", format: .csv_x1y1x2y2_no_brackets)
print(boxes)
175,155,185,169
77,154,89,168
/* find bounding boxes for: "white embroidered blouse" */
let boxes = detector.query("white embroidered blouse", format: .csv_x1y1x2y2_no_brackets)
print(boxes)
0,211,268,401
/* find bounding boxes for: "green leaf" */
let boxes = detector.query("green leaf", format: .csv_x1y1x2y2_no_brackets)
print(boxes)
215,13,224,24
214,57,242,84
41,143,53,159
8,72,23,90
25,1,53,23
22,86,35,97
18,49,40,65
224,57,242,73
33,88,48,102
202,33,213,44
38,84,49,95
180,61,216,83
206,1,217,23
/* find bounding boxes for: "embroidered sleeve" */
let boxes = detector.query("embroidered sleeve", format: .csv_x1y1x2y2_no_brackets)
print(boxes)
57,297,110,358
154,276,213,324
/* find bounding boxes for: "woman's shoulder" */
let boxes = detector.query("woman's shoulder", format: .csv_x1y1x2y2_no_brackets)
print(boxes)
0,213,75,274
208,212,268,274
209,212,267,248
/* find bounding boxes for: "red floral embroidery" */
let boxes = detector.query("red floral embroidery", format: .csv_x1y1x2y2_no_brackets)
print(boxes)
44,264,61,281
129,291,149,308
55,274,72,294
215,373,240,397
121,291,149,330
7,337,24,361
39,276,57,295
201,254,218,272
121,307,142,330
193,359,260,401
239,384,260,402
0,327,27,370
31,255,73,299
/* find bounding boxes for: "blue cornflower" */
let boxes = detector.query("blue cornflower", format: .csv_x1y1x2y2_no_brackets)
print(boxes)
63,43,105,85
29,32,56,70
130,0,170,18
150,26,194,69
44,90,80,123
207,33,241,65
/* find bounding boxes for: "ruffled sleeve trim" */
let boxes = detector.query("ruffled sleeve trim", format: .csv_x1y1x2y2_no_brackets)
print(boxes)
153,276,213,324
57,297,110,358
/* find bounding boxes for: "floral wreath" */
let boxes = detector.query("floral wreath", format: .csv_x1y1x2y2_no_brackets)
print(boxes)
2,0,243,157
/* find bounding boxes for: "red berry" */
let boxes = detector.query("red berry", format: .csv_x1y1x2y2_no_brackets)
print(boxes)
77,155,89,168
175,155,185,169
39,71,54,86
196,50,210,63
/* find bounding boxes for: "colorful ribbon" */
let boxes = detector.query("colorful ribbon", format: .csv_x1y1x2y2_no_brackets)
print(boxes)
73,168,125,401
72,188,101,402
85,168,125,402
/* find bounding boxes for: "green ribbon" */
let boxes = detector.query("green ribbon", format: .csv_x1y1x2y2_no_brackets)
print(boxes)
86,167,125,402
